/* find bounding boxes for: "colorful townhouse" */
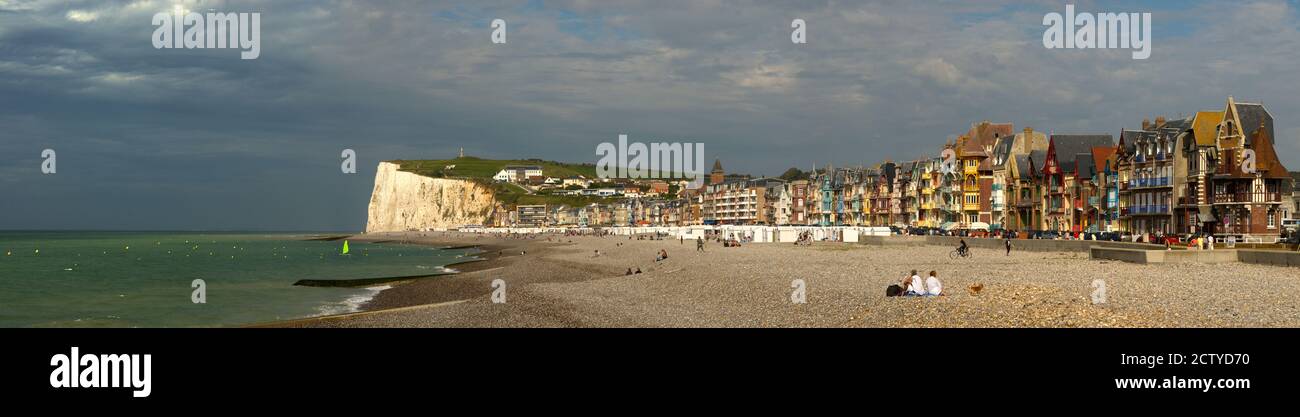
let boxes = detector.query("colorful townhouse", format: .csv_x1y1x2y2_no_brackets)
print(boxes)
1041,134,1116,232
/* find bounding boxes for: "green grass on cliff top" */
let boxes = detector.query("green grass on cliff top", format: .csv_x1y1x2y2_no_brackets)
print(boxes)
391,157,598,180
389,157,613,207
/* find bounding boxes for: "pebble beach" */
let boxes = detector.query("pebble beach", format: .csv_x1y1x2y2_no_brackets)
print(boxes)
270,232,1300,328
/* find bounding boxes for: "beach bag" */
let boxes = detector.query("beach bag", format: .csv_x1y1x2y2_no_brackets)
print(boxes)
886,284,903,297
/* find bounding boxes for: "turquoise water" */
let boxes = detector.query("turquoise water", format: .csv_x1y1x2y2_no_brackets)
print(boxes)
0,232,477,327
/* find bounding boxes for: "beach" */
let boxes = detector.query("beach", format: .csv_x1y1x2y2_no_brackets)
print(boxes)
269,232,1300,328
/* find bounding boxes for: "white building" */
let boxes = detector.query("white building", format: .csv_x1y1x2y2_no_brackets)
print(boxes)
493,165,544,182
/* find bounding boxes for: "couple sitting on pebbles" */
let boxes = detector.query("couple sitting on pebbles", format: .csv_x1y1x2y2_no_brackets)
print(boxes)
889,270,943,297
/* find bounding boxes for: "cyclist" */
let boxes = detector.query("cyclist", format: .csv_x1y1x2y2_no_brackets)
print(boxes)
957,238,969,257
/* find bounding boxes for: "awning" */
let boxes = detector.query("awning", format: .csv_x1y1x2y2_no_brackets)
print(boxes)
967,222,991,231
1197,213,1217,223
940,222,959,231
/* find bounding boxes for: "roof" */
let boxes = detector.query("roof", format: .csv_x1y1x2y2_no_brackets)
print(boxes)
1119,130,1152,155
1015,155,1034,180
1049,134,1114,173
1191,111,1224,147
991,135,1015,168
1027,150,1047,179
1160,117,1193,131
711,159,724,172
1234,103,1273,147
1075,153,1097,178
1091,146,1117,174
960,121,1014,156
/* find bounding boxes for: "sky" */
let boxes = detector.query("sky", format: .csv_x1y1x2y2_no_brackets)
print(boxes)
3,0,1300,231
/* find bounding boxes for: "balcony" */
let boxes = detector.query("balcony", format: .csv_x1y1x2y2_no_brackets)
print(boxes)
1126,205,1171,215
1212,192,1283,204
1130,177,1171,189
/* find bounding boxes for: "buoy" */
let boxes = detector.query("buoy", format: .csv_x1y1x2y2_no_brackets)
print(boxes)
5,250,10,256
34,249,39,255
342,240,350,255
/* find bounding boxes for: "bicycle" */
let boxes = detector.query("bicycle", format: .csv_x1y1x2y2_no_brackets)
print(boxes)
949,248,972,259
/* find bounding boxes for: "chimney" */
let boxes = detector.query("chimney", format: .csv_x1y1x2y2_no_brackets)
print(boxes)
1141,118,1152,131
1155,116,1166,129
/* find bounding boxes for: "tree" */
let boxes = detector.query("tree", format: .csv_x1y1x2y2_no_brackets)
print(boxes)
779,167,809,181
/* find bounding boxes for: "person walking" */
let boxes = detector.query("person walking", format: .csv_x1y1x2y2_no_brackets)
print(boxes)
696,236,705,252
1004,236,1012,256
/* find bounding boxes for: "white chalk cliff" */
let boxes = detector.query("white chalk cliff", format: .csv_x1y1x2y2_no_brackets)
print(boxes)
365,162,497,232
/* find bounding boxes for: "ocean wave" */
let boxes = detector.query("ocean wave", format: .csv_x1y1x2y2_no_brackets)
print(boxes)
316,285,392,316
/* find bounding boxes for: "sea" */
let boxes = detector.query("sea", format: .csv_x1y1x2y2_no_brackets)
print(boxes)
0,231,478,327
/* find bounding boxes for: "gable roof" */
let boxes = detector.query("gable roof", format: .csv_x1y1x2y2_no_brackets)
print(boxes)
1091,146,1117,174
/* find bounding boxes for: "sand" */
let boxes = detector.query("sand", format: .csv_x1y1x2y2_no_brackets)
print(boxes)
267,232,1300,328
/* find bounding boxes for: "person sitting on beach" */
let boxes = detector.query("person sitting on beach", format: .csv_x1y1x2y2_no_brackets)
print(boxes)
904,270,925,296
635,268,642,274
594,249,601,257
924,271,943,296
655,249,668,262
626,268,633,276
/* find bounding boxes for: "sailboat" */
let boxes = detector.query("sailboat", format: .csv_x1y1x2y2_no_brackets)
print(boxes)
342,240,350,255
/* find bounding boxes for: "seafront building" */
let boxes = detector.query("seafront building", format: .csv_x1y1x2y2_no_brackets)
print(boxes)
488,97,1294,242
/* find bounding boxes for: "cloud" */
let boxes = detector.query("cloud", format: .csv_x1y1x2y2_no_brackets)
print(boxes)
2,0,1300,230
65,10,98,22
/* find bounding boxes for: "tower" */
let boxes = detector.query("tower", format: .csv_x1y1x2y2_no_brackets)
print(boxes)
710,159,725,185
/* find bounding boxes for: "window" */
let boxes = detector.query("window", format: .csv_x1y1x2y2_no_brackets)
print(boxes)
1269,211,1277,228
